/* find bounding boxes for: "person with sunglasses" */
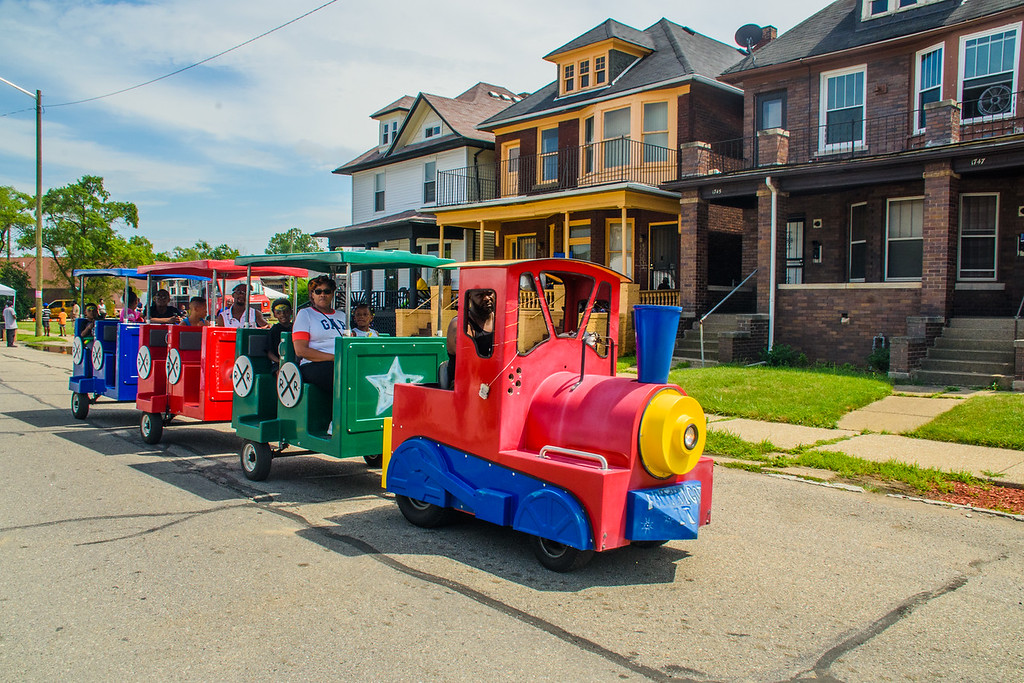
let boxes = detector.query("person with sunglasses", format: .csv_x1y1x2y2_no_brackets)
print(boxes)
291,275,348,394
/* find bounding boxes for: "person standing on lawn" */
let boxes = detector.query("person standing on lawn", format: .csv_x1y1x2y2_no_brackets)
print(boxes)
3,300,17,347
41,307,51,336
57,309,68,336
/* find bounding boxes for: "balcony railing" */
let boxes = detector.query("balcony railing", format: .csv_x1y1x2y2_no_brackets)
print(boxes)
685,89,1024,178
437,138,676,207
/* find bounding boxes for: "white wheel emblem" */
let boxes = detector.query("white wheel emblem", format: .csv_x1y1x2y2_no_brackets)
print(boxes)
91,339,105,370
137,346,152,379
232,356,254,397
276,362,302,408
71,336,84,365
166,348,182,385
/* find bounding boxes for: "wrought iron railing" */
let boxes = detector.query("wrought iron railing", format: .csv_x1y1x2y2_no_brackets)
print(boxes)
686,89,1024,178
437,138,676,207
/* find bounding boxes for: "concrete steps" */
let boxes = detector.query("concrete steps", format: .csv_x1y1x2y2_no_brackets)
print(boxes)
913,318,1016,389
673,314,739,366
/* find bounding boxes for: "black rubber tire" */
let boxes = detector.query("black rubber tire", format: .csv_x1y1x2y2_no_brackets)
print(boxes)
240,440,273,481
531,536,595,572
631,540,669,549
140,412,163,445
363,452,384,468
395,494,453,528
71,392,89,419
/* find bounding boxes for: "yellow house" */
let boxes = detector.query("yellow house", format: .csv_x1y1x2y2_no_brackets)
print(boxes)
431,18,746,312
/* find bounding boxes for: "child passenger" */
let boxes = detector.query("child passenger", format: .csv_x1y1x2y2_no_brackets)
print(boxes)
180,296,208,326
351,304,379,337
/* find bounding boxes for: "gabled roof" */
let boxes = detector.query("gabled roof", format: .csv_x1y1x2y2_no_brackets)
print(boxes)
371,95,415,119
725,0,1024,75
543,18,656,59
481,18,743,130
335,83,519,175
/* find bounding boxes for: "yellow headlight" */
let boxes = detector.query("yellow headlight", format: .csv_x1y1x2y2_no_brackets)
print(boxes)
638,390,706,478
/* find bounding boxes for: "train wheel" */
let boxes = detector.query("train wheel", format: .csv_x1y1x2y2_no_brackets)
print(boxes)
362,452,383,468
71,392,89,419
140,412,163,445
240,440,272,481
631,540,669,549
395,495,453,528
531,536,595,572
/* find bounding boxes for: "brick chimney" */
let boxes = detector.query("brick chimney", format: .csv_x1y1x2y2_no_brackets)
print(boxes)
753,25,777,51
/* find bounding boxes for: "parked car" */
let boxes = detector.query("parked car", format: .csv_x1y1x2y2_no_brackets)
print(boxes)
29,299,75,317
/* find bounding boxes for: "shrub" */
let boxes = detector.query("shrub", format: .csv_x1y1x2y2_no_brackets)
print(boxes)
760,344,807,367
867,347,890,373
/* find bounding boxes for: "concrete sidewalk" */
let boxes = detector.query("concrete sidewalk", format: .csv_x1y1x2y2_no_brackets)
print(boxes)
707,386,1024,486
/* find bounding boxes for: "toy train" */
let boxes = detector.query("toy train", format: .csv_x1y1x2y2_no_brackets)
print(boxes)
383,258,711,571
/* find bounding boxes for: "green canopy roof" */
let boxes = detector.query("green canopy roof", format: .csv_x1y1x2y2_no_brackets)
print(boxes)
235,250,453,273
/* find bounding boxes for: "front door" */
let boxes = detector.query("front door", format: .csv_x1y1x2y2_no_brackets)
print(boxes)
785,219,804,284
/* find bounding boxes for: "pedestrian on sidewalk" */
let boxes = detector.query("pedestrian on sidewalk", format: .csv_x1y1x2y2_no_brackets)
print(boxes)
3,300,17,347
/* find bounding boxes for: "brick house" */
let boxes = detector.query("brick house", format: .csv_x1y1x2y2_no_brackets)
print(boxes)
664,0,1024,388
429,18,746,339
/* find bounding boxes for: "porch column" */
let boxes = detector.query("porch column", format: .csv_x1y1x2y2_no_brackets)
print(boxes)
437,223,445,335
921,161,959,318
678,189,708,316
563,213,570,256
756,183,787,315
477,221,485,261
620,206,628,278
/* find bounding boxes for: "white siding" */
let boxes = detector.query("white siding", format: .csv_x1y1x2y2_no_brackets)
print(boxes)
350,148,469,224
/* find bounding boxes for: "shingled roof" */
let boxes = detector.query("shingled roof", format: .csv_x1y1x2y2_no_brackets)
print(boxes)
543,18,656,59
725,0,1024,75
481,18,744,130
371,95,415,119
335,83,519,175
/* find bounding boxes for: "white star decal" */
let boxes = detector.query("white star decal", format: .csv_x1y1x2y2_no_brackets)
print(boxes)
365,357,424,416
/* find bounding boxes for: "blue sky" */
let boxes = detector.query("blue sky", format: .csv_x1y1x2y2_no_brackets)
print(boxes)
0,0,831,255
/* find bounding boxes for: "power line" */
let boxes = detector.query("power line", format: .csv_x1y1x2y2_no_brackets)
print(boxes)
47,0,341,109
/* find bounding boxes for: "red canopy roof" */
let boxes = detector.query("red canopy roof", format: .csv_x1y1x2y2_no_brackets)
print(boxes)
137,259,307,278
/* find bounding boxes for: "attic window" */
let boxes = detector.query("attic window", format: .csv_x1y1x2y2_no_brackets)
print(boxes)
425,124,441,138
595,56,606,84
863,0,942,20
564,64,575,93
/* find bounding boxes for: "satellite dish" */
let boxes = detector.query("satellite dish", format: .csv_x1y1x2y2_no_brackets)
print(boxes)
735,24,764,53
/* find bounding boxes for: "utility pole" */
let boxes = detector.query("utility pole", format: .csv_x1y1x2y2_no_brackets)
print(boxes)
0,77,43,335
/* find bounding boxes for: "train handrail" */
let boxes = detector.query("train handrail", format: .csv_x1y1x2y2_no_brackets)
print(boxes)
538,445,608,470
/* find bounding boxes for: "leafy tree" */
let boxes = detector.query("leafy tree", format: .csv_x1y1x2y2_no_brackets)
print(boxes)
157,240,239,262
0,186,33,258
15,176,149,296
266,227,323,254
0,261,32,319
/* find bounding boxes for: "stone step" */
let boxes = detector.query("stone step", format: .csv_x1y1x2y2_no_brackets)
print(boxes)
673,353,718,366
931,337,1015,352
913,369,1013,390
947,317,1017,333
918,358,1013,375
676,339,718,353
926,347,1015,363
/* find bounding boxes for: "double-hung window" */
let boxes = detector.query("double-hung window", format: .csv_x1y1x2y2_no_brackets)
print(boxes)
915,45,943,132
959,194,998,280
374,173,385,213
423,161,436,205
960,25,1019,121
820,66,866,151
563,64,575,93
579,60,590,89
885,197,923,280
595,56,606,85
849,203,867,282
539,127,559,182
603,107,631,168
642,102,669,163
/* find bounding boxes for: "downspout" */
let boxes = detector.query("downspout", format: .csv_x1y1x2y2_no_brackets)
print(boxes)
765,176,778,352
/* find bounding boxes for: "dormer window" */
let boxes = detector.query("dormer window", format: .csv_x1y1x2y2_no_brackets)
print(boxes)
380,120,398,146
425,124,441,138
579,60,590,88
564,64,575,93
595,56,606,84
863,0,942,20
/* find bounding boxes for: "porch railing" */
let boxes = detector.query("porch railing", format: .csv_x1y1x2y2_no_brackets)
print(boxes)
688,88,1024,178
639,289,679,306
437,138,676,207
699,269,757,367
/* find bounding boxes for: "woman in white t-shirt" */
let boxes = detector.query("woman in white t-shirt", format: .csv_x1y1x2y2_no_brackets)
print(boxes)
291,275,347,393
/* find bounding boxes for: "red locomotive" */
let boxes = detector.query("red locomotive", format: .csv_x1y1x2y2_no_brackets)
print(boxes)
383,258,712,571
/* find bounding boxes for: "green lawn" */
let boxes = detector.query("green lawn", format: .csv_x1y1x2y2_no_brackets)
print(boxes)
671,365,892,428
908,394,1024,451
14,321,69,344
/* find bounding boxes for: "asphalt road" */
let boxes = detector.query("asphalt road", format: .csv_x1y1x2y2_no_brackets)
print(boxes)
1,346,1022,682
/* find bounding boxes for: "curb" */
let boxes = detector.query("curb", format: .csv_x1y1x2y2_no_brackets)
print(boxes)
885,493,1024,523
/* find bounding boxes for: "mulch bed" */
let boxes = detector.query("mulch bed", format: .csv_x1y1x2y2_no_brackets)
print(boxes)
928,481,1024,516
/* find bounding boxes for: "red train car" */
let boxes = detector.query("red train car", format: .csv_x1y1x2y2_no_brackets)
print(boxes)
384,258,712,571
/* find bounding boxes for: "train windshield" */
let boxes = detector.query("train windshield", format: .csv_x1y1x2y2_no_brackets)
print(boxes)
515,270,609,357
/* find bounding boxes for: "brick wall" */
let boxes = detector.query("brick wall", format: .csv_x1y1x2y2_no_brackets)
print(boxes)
1015,340,1023,391
921,162,959,317
717,313,769,363
684,81,744,144
774,286,921,366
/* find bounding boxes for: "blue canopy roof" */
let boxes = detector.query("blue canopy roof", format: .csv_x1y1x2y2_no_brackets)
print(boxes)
72,268,208,280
